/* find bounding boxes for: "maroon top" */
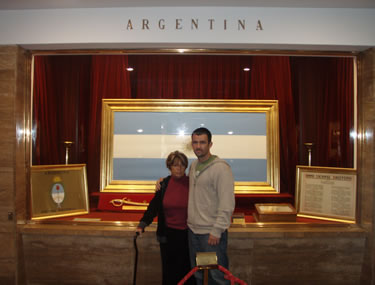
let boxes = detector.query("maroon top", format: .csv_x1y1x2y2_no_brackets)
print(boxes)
163,175,189,230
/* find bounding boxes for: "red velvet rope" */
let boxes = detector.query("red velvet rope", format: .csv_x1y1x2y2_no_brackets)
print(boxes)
218,265,248,285
177,267,199,285
177,265,248,285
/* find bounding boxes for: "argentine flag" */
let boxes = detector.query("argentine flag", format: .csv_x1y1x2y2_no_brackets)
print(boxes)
113,112,267,182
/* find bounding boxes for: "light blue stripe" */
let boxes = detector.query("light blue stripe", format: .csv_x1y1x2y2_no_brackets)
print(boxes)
113,158,267,182
114,112,266,136
227,158,267,182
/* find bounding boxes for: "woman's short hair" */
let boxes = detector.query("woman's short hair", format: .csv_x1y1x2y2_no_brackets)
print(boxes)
166,151,188,170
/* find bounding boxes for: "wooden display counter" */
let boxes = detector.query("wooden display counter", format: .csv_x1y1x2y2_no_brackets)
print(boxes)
17,219,366,285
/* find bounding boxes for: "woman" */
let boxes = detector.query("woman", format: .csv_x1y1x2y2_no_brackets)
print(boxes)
136,150,195,285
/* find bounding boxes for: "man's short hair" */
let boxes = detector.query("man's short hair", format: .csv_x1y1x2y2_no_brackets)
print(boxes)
166,150,188,170
192,127,212,143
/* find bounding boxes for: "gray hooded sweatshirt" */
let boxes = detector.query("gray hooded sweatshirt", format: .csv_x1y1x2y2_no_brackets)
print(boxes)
187,156,235,238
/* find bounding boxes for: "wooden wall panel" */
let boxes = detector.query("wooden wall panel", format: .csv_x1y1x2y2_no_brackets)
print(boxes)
20,225,366,285
24,235,134,284
228,235,254,282
133,233,162,285
0,164,14,228
358,48,375,227
357,48,375,283
251,237,364,284
0,91,14,231
229,230,366,285
14,46,30,223
21,226,162,285
0,233,16,284
0,45,17,285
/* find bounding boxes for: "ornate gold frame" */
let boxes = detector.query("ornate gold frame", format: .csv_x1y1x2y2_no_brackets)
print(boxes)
30,164,89,220
295,166,357,223
100,99,280,194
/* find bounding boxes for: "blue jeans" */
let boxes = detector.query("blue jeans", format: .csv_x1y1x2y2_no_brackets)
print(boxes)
188,229,229,285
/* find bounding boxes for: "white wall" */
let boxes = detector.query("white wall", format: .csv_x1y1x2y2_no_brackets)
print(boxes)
0,7,374,51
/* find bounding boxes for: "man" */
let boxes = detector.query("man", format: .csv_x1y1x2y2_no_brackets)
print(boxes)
188,127,235,285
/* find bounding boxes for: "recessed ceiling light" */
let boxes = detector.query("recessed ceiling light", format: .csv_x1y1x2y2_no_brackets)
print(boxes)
126,67,134,71
243,67,250,72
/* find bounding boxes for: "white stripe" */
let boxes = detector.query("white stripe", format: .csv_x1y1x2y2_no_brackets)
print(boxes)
214,135,266,158
113,134,266,159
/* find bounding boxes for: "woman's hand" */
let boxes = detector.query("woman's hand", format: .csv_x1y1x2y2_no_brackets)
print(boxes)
136,227,144,236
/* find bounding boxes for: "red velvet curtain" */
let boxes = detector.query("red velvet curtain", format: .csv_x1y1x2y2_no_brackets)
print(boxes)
33,55,131,192
128,55,252,99
33,56,91,165
250,56,297,193
33,54,352,196
33,56,59,164
87,55,131,192
290,57,354,168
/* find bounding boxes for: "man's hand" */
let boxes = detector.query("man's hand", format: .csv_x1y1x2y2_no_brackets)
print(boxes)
208,234,220,245
155,177,163,191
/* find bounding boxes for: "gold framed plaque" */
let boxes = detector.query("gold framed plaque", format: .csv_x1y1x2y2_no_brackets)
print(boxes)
100,99,280,194
254,203,297,222
295,166,357,223
30,164,89,220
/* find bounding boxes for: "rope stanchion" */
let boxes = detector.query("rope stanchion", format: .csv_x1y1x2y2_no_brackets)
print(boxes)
177,265,248,285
